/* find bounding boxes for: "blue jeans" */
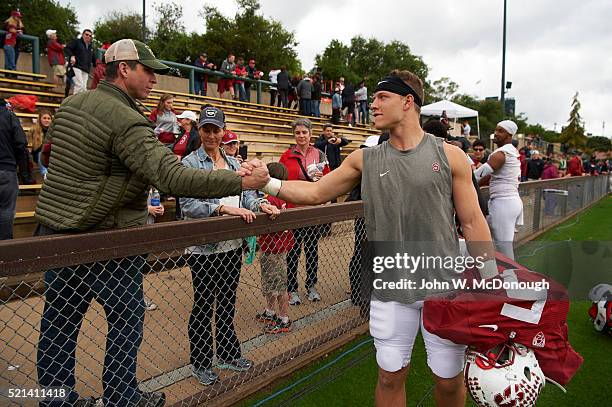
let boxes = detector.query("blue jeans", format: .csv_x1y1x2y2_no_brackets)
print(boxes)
4,44,16,70
194,79,207,96
358,100,368,124
245,86,251,103
312,100,321,117
234,82,247,101
37,255,145,406
0,170,18,239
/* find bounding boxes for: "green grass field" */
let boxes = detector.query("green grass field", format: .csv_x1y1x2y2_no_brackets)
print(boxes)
245,196,612,406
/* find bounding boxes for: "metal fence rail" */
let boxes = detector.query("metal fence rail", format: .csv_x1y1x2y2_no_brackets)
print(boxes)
0,175,609,406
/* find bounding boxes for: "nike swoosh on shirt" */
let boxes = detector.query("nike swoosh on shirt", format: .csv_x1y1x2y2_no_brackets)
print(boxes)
379,171,390,177
478,324,499,331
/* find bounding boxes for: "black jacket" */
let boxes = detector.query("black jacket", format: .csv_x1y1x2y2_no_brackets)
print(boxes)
312,81,322,101
65,38,96,73
277,71,290,90
0,104,28,172
314,135,349,170
527,158,545,179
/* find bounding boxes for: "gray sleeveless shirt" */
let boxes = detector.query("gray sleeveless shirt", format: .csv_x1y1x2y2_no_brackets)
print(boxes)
362,133,460,303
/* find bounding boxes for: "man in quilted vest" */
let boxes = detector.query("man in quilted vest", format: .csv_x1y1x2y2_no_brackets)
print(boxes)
34,39,270,407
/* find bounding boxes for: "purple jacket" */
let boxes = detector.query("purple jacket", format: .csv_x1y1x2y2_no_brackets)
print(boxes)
541,163,559,180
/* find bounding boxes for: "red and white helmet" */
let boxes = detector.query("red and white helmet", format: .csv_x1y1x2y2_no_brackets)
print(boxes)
464,343,545,407
588,284,612,334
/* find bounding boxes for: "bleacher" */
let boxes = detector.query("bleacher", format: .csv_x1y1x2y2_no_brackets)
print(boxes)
0,68,380,238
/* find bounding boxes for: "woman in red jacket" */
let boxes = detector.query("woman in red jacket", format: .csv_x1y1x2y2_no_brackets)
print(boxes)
279,118,330,305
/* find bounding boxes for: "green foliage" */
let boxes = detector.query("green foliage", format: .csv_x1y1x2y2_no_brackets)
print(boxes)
0,0,78,50
524,123,560,142
145,0,301,77
197,0,301,76
94,11,147,44
147,2,190,63
315,36,429,96
429,77,459,102
586,136,611,152
559,92,587,149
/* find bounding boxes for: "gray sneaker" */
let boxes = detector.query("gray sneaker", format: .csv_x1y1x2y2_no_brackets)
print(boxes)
307,287,321,302
144,298,158,311
192,368,219,385
218,357,253,372
289,292,302,305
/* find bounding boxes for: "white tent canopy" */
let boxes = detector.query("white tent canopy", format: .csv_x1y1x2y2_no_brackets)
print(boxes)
420,100,480,137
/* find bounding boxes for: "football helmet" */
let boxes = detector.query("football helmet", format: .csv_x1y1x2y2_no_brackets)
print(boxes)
588,284,612,334
464,343,545,407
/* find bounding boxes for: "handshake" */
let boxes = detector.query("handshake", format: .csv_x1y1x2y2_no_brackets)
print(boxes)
237,158,271,190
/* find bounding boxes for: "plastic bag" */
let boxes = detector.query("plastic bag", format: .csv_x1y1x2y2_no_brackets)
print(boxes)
7,95,38,113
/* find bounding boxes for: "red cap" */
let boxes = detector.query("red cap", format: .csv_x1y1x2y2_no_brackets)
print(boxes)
11,10,22,18
222,130,240,144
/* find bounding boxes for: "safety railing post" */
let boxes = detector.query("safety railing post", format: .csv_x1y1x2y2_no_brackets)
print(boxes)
189,69,195,94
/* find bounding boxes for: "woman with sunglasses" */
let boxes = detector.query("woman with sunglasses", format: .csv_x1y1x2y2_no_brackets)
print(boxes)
470,139,488,169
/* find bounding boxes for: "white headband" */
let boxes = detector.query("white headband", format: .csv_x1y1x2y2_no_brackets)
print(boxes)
497,120,518,136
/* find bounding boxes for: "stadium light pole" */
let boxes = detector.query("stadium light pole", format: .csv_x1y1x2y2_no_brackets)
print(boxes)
500,0,507,113
142,0,146,41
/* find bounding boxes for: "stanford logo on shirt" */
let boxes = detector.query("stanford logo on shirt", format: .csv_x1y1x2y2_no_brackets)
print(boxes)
532,331,546,348
432,162,440,172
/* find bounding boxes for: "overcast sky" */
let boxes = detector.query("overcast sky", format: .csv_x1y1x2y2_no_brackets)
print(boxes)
59,0,611,136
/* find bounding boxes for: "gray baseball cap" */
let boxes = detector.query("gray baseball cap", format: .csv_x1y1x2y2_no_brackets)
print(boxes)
198,106,225,128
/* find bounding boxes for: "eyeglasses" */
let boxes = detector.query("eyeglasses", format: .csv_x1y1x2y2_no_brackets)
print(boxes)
473,148,484,152
83,33,92,37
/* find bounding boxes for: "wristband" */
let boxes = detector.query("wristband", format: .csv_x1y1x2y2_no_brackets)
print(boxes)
262,178,282,197
478,259,499,279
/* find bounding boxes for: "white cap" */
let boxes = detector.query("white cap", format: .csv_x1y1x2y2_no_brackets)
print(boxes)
532,150,540,156
497,120,518,136
46,29,56,38
176,110,197,122
363,135,380,147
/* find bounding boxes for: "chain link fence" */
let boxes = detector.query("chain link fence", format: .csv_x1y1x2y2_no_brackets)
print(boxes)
0,175,609,406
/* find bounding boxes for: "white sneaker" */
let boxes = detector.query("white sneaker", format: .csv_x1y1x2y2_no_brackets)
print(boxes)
289,292,301,305
307,287,321,302
144,299,158,311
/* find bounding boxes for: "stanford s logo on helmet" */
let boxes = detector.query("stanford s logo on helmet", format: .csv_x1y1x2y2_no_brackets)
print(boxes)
464,343,546,407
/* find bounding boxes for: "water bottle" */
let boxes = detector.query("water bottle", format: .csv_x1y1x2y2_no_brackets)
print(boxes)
150,189,161,207
307,162,328,179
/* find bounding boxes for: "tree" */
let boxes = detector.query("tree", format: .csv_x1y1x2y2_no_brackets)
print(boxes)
586,136,611,152
145,0,301,77
197,0,301,76
559,92,587,149
429,77,459,102
147,2,190,63
1,0,78,50
315,36,429,95
94,11,147,44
